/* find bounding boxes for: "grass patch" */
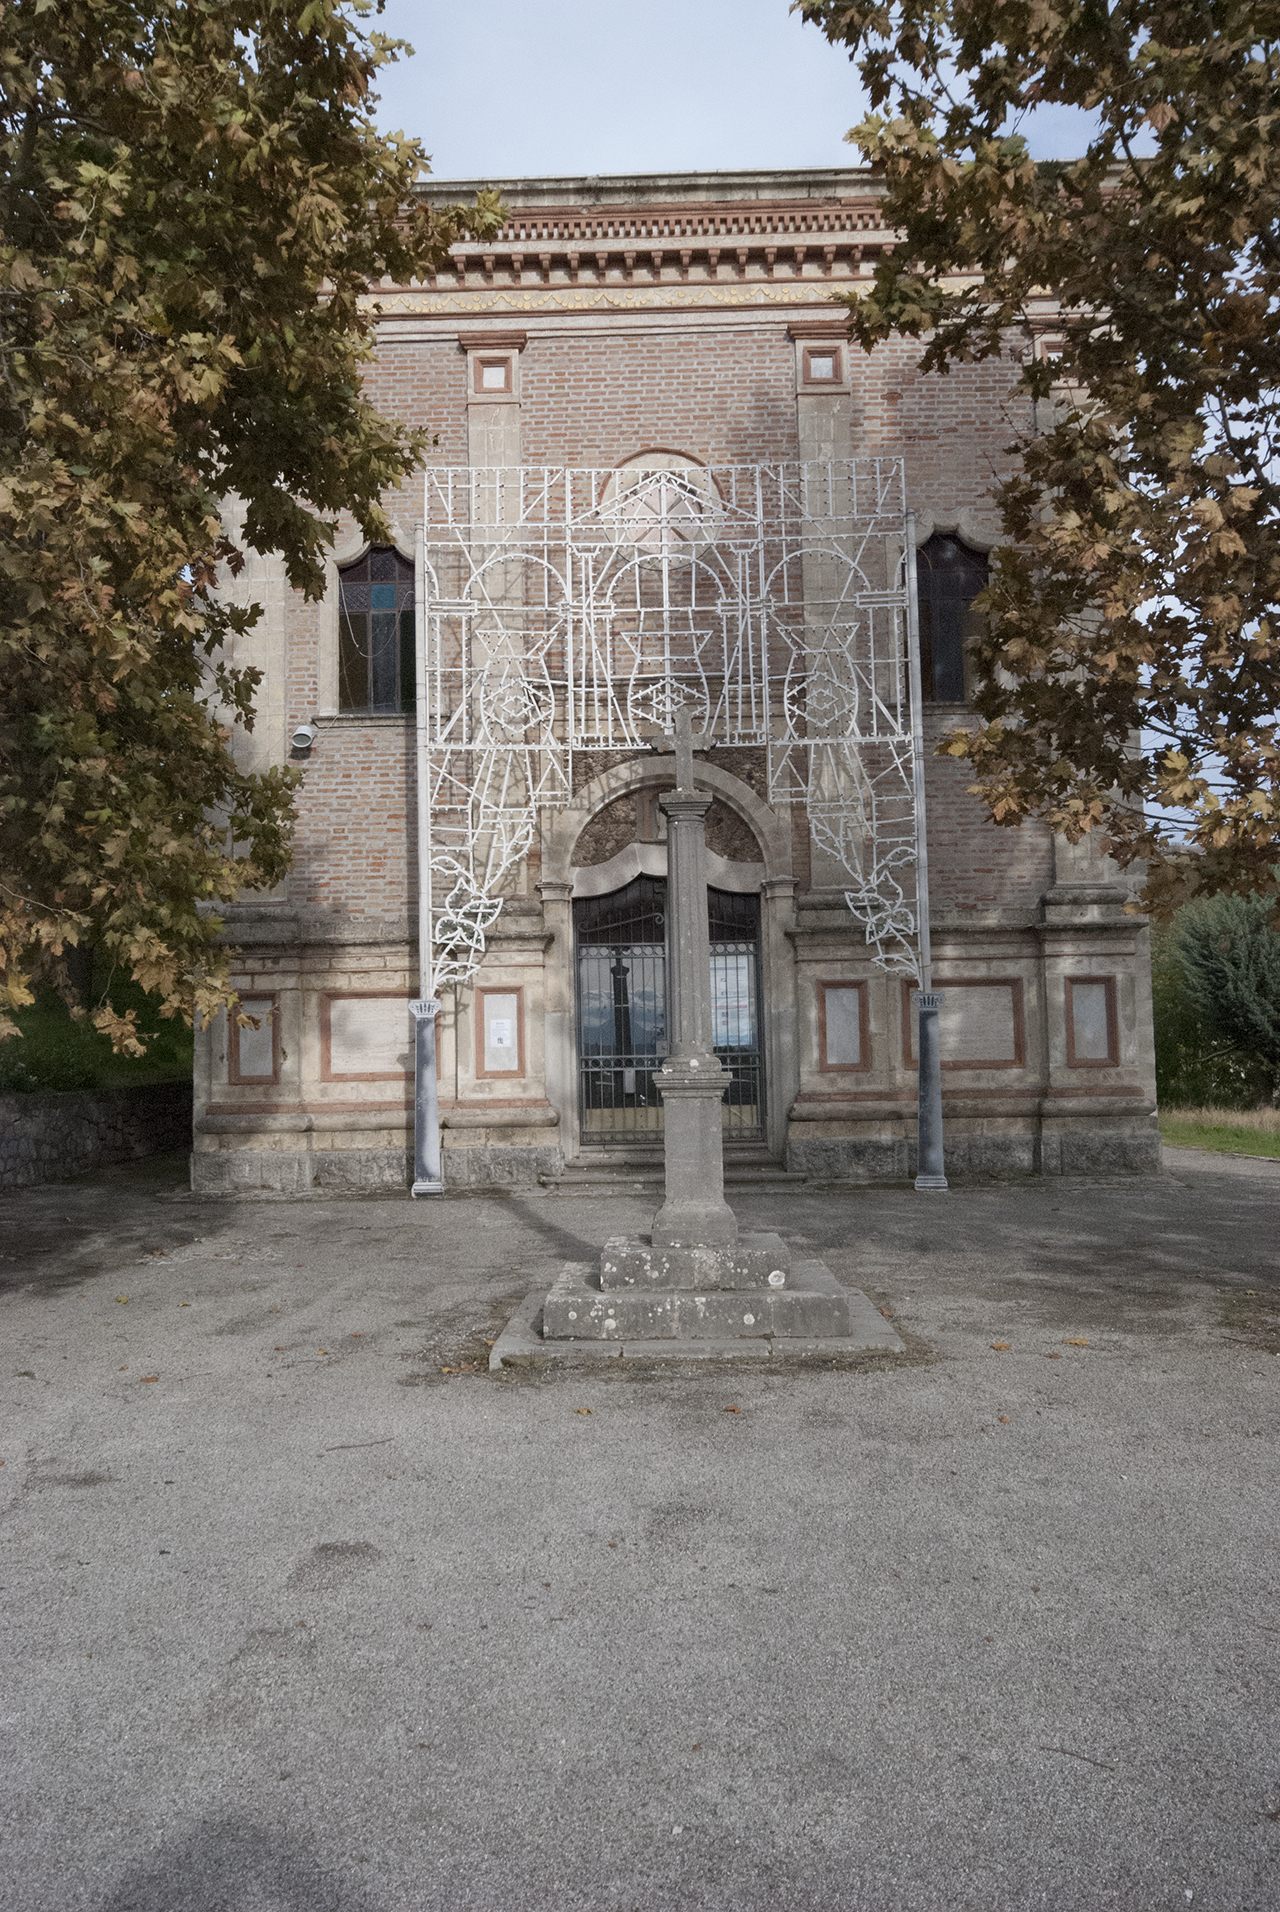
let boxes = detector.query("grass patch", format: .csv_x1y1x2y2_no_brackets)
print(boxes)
0,985,193,1094
1160,1105,1280,1159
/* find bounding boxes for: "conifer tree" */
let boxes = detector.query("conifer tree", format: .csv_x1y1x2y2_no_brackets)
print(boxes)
1176,894,1280,1097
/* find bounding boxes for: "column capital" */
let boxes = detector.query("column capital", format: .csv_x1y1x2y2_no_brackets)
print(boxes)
659,790,713,821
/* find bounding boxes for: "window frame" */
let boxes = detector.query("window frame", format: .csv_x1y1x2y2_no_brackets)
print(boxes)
477,985,525,1080
335,544,417,717
901,976,1027,1071
474,354,513,394
320,992,414,1083
228,993,281,1086
802,344,843,386
1064,975,1120,1068
915,531,989,704
817,979,871,1073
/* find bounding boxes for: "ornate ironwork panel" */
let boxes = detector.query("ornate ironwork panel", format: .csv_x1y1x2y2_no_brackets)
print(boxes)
419,460,921,990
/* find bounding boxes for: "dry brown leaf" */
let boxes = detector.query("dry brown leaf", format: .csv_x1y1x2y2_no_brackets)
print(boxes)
1065,1337,1089,1347
991,1341,1011,1351
724,1405,742,1413
574,1407,593,1416
139,1375,159,1383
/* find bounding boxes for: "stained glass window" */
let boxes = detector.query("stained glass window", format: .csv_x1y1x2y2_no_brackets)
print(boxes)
337,547,416,713
916,533,988,703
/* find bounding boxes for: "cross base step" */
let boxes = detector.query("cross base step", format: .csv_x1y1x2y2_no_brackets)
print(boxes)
544,1257,854,1340
490,1276,906,1367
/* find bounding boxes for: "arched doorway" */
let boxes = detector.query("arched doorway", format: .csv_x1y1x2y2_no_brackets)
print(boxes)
574,876,765,1145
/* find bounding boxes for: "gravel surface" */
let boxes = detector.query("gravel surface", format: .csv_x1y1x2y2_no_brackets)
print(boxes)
1,1147,1276,1911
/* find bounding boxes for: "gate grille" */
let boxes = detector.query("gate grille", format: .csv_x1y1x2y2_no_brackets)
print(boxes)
574,878,764,1145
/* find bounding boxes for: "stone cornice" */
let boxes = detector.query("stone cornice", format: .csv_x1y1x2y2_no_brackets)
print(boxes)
371,172,893,315
415,167,884,212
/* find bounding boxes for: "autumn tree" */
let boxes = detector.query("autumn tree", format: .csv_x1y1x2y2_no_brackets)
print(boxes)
799,0,1280,914
0,0,502,1048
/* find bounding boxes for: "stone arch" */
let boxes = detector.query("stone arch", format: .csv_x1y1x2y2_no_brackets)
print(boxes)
542,756,791,892
911,506,1000,554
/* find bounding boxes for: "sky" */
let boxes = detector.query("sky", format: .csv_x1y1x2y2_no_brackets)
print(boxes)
368,0,1098,184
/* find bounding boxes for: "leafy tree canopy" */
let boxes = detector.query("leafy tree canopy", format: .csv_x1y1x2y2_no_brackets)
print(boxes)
799,0,1280,915
0,0,502,1049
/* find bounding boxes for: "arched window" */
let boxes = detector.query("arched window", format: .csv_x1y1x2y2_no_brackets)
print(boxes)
337,546,415,713
915,533,988,703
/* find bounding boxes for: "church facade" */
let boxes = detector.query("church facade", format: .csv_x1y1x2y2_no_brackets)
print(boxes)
191,168,1159,1195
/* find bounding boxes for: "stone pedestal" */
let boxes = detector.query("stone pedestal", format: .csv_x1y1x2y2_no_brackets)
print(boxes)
541,1229,858,1343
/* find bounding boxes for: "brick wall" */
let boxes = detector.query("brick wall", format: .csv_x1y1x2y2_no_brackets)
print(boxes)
279,279,1035,918
520,328,798,467
285,722,417,918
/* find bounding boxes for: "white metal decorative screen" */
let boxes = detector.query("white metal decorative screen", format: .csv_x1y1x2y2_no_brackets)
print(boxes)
417,460,922,990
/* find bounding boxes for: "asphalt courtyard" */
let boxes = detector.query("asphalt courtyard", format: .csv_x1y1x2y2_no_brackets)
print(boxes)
2,1146,1277,1912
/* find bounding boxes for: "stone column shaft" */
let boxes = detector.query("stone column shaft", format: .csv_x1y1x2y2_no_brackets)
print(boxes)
652,789,737,1248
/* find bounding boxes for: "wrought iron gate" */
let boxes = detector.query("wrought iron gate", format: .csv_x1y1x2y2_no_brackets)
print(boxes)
574,878,764,1145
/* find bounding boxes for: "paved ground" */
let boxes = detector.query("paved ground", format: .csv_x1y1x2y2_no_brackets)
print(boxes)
1,1147,1277,1912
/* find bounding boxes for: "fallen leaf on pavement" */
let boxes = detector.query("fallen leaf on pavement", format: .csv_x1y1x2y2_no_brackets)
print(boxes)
724,1405,741,1414
1065,1338,1089,1347
574,1407,593,1416
998,1415,1011,1424
115,1296,128,1305
139,1376,159,1384
1043,1352,1062,1359
991,1342,1010,1352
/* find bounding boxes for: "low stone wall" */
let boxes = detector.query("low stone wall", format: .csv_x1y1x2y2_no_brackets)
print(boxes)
0,1081,193,1190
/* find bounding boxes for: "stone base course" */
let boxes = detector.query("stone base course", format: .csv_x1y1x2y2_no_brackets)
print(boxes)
786,1126,1162,1182
189,1139,562,1195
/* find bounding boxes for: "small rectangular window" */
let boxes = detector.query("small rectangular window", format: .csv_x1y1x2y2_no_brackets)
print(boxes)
818,981,869,1071
475,356,512,393
803,346,842,383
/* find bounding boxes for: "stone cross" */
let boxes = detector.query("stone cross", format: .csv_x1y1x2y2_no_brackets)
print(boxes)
657,702,712,792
